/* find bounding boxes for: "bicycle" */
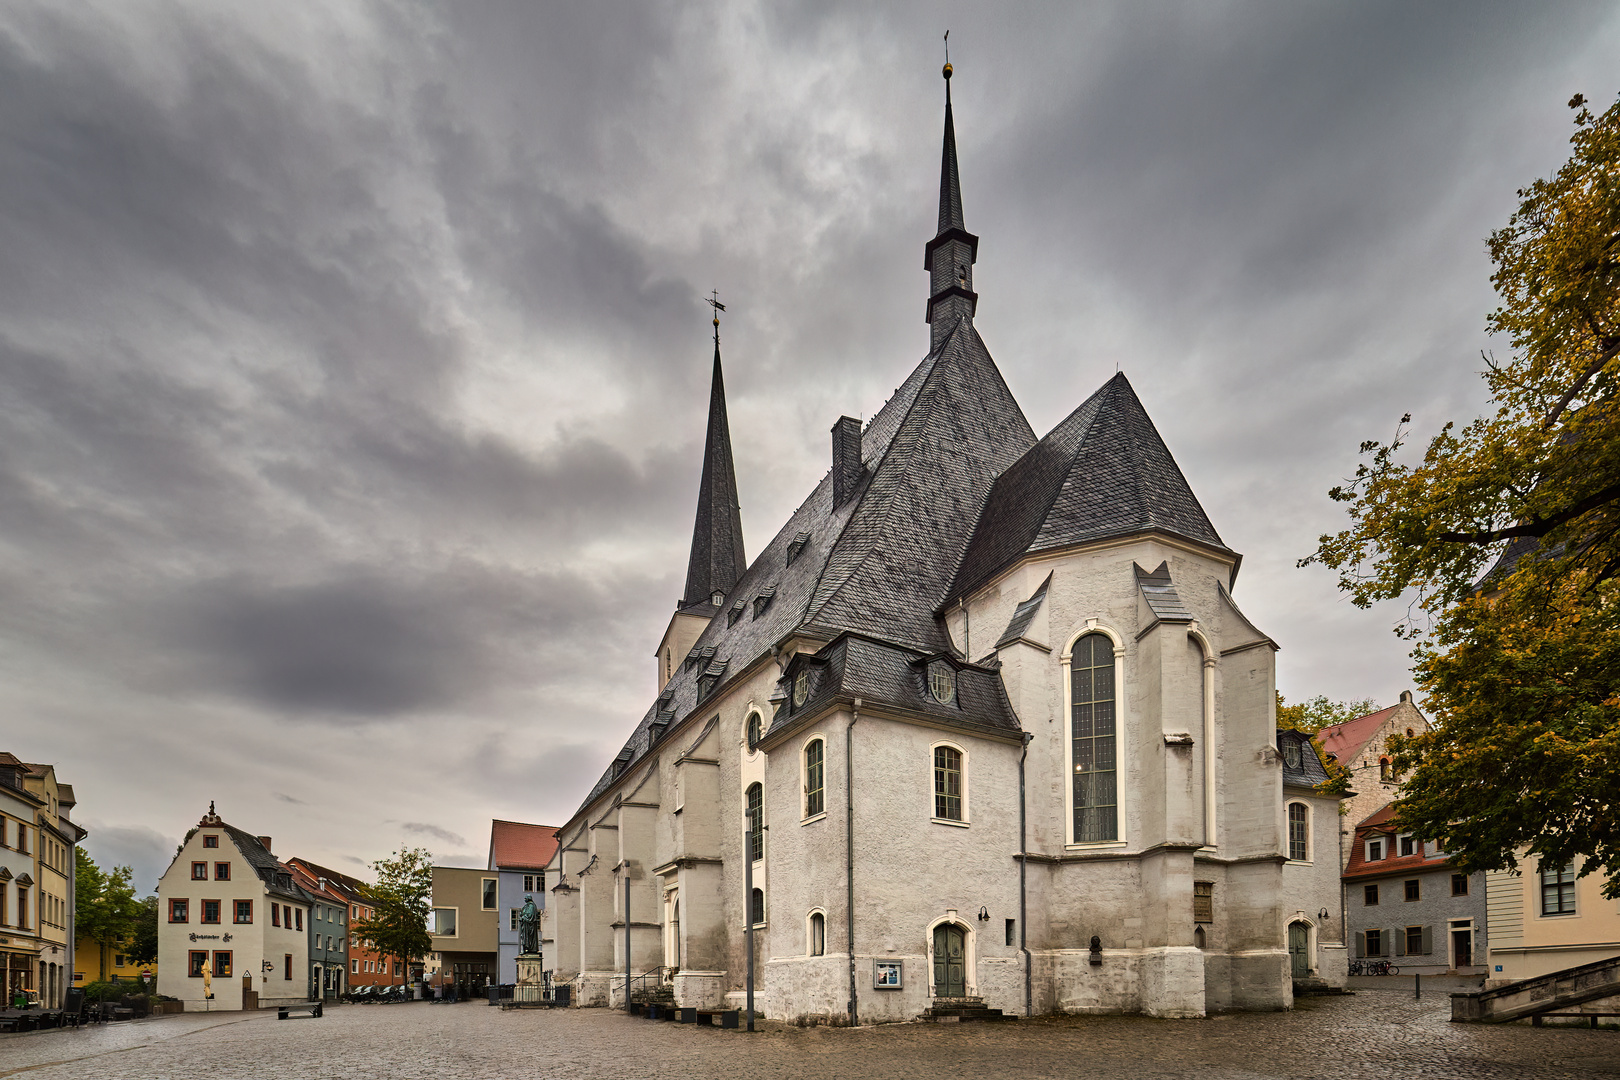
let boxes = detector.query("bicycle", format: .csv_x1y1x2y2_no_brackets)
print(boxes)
1348,959,1399,976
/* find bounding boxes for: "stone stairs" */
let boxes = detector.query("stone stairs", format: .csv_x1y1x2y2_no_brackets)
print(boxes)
922,996,1013,1022
1451,954,1620,1023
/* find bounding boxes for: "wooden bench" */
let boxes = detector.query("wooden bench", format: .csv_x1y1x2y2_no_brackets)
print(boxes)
696,1009,740,1028
277,1002,324,1020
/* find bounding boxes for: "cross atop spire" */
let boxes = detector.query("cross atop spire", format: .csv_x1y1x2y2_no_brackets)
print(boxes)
681,302,747,610
925,53,979,351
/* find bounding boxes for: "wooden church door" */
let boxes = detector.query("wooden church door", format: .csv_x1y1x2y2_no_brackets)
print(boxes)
933,924,966,998
1288,922,1310,978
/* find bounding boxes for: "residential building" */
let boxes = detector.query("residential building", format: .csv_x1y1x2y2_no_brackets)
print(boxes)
545,65,1307,1021
1276,729,1348,989
488,820,559,984
429,866,498,997
1486,854,1620,985
1315,693,1429,856
286,858,391,989
73,932,155,986
16,761,85,1008
288,861,348,999
1343,803,1486,975
0,754,42,1003
155,804,310,1010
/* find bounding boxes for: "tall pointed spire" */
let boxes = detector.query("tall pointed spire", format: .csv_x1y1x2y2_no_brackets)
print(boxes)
925,55,979,352
681,300,747,609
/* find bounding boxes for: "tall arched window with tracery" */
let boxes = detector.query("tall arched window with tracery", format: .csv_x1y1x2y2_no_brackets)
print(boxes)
1071,633,1118,842
746,782,763,862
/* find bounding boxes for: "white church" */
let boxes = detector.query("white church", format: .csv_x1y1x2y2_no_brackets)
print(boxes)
542,64,1338,1021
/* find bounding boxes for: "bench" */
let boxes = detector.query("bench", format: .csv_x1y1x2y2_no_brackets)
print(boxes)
696,1009,740,1028
277,1002,324,1020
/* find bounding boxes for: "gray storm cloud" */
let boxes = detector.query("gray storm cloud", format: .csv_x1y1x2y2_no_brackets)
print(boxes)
1,1,1616,875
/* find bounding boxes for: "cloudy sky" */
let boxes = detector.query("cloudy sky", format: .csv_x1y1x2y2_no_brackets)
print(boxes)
3,1,1616,892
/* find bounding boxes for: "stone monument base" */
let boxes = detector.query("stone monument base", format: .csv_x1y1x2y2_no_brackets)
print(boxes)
514,954,546,1005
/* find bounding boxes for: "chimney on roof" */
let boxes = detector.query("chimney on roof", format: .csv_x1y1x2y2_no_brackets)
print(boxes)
832,416,863,508
258,836,273,852
318,877,328,891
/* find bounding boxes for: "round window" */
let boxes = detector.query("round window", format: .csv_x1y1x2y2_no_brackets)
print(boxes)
928,661,956,705
793,671,809,707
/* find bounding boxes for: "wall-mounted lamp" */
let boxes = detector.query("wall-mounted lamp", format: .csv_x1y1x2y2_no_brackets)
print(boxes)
977,907,989,922
1318,908,1331,922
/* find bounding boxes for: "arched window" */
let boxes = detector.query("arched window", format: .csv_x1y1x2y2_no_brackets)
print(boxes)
804,739,825,817
746,783,763,862
747,712,763,750
1070,633,1118,842
1379,756,1392,782
809,911,825,956
750,888,765,925
1287,802,1309,862
934,746,962,821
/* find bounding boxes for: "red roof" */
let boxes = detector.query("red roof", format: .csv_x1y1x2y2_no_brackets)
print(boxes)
1316,704,1401,764
1342,800,1453,880
489,820,559,870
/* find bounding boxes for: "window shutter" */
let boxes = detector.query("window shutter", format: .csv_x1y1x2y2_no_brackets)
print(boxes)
1422,926,1432,955
1355,932,1365,958
1394,928,1404,956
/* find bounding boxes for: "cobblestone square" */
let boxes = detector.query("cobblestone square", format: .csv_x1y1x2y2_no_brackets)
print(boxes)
3,992,1618,1080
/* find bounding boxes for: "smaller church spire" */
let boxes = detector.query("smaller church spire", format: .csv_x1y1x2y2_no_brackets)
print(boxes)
925,50,980,352
681,296,747,610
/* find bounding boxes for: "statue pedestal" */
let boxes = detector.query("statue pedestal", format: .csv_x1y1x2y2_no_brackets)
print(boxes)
514,954,546,1005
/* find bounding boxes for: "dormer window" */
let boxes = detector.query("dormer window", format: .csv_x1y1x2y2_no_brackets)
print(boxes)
1366,837,1385,862
753,586,777,619
928,661,956,706
711,590,725,606
1283,741,1301,770
786,532,810,566
728,600,746,627
793,670,810,709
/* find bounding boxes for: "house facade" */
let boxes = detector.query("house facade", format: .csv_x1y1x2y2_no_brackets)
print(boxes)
1315,693,1429,854
0,754,42,1003
287,858,390,989
488,820,559,985
543,66,1328,1022
156,805,310,1010
1344,803,1487,975
1486,854,1620,985
1276,729,1348,989
17,761,85,1008
288,861,348,999
429,866,498,996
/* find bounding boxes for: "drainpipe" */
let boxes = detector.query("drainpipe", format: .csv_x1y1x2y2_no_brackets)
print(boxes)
846,697,863,1027
1019,730,1033,1017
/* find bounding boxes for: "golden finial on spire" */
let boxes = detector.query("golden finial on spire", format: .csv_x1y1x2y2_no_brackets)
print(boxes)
942,30,951,79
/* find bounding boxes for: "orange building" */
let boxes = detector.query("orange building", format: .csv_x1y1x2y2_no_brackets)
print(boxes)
286,859,396,989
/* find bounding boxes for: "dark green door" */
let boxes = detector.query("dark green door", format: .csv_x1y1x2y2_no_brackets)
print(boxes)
933,924,966,997
1288,922,1310,978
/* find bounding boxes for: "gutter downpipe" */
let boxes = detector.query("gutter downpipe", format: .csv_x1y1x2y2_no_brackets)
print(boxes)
846,697,863,1027
1020,729,1033,1017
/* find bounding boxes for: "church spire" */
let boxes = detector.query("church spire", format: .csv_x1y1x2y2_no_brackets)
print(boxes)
925,53,980,352
681,297,747,609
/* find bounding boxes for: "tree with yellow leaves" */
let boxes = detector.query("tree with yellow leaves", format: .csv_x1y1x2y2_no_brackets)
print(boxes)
1306,93,1620,895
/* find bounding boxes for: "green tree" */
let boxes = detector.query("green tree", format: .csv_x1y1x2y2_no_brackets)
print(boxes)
351,847,433,985
1305,93,1620,895
1276,693,1375,797
75,848,143,980
127,895,159,966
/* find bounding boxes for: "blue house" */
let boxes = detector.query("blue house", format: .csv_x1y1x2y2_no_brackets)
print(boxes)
488,820,558,985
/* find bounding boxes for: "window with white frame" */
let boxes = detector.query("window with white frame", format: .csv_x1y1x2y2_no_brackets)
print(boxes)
1540,861,1576,916
934,745,963,822
1070,633,1118,843
1366,837,1385,862
1287,803,1309,862
1398,832,1418,857
746,783,764,861
804,739,825,818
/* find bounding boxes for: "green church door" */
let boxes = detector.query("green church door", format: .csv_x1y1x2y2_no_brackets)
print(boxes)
1288,922,1310,978
933,924,967,998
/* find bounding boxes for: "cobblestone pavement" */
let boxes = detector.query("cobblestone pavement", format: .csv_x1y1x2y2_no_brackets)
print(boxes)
2,990,1617,1080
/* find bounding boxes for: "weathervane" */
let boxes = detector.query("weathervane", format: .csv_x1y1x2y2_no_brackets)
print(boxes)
943,30,951,79
706,290,726,348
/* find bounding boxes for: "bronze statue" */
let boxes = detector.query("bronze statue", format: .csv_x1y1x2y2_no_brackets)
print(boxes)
518,894,540,955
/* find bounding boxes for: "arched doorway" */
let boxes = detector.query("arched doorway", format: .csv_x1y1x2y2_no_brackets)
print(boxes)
1287,921,1310,978
932,924,967,998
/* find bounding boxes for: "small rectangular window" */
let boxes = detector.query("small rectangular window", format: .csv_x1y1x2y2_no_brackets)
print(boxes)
213,951,232,977
273,903,281,927
1364,884,1379,905
235,900,253,924
285,954,293,981
202,835,219,848
482,879,497,910
351,959,359,974
191,862,207,880
169,899,189,923
1366,838,1384,862
295,908,302,931
805,739,825,817
1365,928,1383,957
1451,874,1469,896
523,875,534,892
1398,833,1418,857
189,950,208,977
215,862,231,881
1005,919,1016,947
1540,861,1576,915
1404,879,1420,902
1405,926,1426,955
1192,881,1214,923
201,900,221,924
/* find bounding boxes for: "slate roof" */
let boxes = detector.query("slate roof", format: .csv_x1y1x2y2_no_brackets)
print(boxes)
768,634,1022,742
1136,561,1193,624
682,344,747,609
489,820,559,871
219,823,304,902
1276,728,1331,790
949,372,1227,603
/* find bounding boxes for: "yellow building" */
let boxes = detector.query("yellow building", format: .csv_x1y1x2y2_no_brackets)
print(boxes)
20,763,84,1008
73,934,155,986
1486,854,1620,984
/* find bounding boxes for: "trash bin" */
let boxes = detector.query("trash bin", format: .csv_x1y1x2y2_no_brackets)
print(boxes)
554,985,571,1008
487,986,500,1005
